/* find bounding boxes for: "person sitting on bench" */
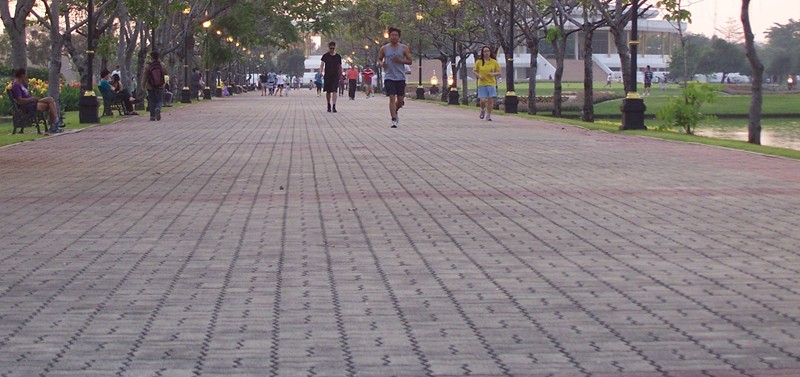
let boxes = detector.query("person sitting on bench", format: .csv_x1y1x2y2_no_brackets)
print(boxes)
9,68,63,133
99,69,138,115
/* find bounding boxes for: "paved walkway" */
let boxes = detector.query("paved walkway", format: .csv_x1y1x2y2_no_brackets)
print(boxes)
1,88,799,377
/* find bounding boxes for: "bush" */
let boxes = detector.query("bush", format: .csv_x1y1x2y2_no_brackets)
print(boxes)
59,83,83,111
656,82,719,134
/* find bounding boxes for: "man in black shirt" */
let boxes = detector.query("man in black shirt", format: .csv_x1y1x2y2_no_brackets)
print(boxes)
320,41,343,113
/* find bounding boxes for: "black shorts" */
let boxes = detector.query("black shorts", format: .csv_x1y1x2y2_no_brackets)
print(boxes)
323,76,339,93
644,82,652,88
384,79,406,96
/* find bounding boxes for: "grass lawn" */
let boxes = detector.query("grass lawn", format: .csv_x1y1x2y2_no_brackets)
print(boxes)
586,94,800,116
0,100,196,148
423,99,800,160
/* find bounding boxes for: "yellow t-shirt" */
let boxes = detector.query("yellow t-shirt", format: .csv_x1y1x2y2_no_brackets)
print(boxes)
474,58,500,86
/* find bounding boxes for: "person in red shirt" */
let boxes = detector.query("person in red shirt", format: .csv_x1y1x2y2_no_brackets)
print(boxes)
361,65,375,98
346,66,360,100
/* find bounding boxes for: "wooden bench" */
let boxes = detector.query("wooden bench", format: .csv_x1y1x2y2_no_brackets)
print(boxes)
98,85,124,117
6,89,47,134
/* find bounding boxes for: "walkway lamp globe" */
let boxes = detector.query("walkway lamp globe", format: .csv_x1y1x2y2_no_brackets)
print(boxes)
430,75,438,87
383,30,389,39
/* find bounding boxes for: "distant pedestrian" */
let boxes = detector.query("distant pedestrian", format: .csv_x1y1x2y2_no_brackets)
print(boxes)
346,65,359,100
378,27,413,128
276,71,286,97
643,65,653,96
473,45,501,122
314,71,323,97
606,73,612,87
320,41,343,113
144,51,168,121
362,64,375,98
260,72,268,96
267,69,277,96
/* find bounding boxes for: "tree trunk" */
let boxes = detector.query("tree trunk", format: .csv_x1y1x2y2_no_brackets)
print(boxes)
610,28,632,93
741,0,763,145
552,37,565,118
47,0,62,101
1,0,36,69
527,39,538,115
582,28,595,123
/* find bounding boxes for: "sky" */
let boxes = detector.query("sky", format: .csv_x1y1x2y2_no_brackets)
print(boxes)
681,0,800,41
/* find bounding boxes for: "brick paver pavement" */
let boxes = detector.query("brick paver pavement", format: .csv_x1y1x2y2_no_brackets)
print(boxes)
1,88,799,377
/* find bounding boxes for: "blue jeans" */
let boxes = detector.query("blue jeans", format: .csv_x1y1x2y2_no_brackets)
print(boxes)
147,88,164,118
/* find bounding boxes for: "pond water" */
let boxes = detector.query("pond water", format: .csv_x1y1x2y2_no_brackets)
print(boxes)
694,118,800,151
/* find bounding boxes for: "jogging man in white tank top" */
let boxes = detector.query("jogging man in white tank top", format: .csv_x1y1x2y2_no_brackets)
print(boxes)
378,27,413,128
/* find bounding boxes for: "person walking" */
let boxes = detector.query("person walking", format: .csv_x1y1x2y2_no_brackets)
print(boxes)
320,41,343,113
643,65,653,96
259,72,268,96
346,65,359,100
267,68,277,96
378,27,413,128
473,45,501,122
314,71,323,97
276,71,286,97
144,51,168,121
362,64,375,98
606,73,612,87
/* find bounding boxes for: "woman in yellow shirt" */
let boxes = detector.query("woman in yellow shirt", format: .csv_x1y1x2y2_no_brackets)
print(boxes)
473,46,501,121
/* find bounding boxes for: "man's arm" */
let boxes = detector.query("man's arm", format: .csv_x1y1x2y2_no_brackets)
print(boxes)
402,45,413,65
320,56,325,74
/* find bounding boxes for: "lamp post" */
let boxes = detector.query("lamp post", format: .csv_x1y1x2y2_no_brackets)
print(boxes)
180,6,192,103
504,0,519,113
416,12,425,100
620,0,646,130
79,0,99,123
448,0,460,105
202,20,212,100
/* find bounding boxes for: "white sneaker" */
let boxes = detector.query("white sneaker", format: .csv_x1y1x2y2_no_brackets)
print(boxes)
391,118,398,128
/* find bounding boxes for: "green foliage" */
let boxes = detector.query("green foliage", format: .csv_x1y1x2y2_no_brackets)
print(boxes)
59,84,83,112
545,27,562,43
656,82,719,134
96,34,117,61
695,37,746,81
655,0,692,24
0,65,48,80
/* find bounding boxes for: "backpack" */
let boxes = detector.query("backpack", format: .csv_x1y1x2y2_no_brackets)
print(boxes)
147,61,165,88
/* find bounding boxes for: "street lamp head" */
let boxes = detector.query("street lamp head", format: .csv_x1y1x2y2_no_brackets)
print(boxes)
215,30,222,36
259,53,265,59
383,31,389,39
183,7,191,14
416,12,424,21
431,75,438,86
450,0,459,6
226,36,234,43
235,41,240,47
202,20,212,29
